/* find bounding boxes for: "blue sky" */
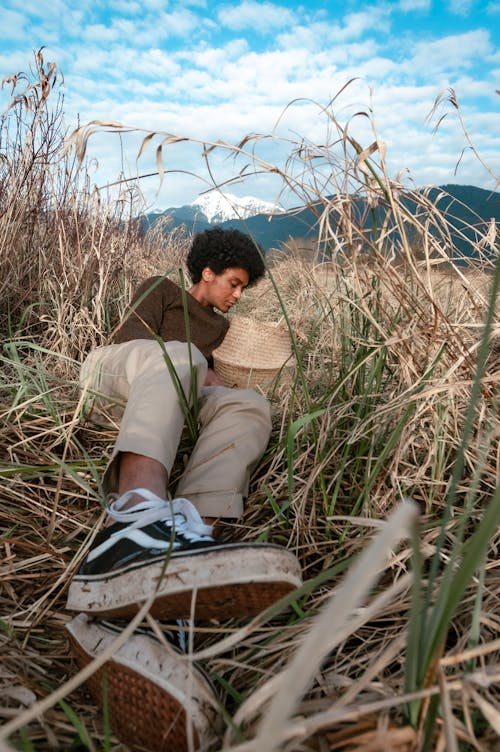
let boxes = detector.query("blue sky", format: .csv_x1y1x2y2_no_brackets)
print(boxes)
2,0,499,210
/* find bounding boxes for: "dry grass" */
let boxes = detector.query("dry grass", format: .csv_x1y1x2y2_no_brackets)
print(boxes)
1,253,498,751
1,51,499,751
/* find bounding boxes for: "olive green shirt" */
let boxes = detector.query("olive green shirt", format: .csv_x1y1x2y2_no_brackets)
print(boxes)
113,276,229,365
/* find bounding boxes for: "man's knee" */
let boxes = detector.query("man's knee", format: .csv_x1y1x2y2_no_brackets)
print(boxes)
138,340,206,372
237,389,272,423
202,386,272,430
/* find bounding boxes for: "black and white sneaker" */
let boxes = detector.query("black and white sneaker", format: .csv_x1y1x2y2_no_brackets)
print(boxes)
66,488,303,621
78,489,216,576
66,613,220,752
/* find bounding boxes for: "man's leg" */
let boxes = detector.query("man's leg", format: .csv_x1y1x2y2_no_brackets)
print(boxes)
68,349,302,620
89,339,207,501
175,386,272,521
94,453,167,526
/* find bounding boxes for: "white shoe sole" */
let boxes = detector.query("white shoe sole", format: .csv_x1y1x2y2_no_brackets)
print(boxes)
66,543,302,619
66,613,219,752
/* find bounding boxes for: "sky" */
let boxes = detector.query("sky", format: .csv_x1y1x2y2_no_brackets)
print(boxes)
1,0,499,211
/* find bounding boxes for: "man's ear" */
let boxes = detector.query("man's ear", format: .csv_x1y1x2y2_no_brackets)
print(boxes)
202,266,215,282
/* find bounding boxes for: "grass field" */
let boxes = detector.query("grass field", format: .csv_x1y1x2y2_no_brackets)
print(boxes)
1,51,499,752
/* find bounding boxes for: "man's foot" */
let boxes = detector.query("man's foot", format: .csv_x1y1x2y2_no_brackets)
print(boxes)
66,613,219,752
66,488,303,620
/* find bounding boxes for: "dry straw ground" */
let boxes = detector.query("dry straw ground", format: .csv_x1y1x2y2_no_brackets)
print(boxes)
1,51,499,752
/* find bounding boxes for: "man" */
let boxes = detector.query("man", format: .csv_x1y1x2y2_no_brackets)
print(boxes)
66,227,302,751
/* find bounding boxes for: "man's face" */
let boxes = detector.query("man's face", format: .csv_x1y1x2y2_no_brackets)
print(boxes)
201,266,250,312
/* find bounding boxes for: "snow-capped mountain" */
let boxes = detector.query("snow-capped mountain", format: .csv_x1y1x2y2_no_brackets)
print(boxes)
191,191,285,224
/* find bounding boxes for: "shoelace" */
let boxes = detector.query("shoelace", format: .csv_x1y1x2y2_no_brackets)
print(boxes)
107,488,214,540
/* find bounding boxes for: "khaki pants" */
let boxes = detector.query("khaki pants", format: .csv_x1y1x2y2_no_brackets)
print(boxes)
80,339,272,519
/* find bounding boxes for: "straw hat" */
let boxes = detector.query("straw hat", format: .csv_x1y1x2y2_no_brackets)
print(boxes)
213,316,294,389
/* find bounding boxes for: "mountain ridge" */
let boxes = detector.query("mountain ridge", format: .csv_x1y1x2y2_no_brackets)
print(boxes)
141,185,499,259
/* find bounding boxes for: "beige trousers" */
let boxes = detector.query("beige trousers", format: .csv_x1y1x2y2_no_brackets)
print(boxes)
80,339,272,519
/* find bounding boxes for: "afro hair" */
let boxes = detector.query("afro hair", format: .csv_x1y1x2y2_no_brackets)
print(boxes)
187,227,266,286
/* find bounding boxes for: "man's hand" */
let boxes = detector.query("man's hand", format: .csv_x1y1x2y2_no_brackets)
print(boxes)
204,367,228,387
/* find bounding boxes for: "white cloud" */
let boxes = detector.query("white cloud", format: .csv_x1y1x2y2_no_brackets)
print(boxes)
68,48,180,102
6,0,88,45
217,1,296,33
1,8,29,43
186,38,249,71
154,8,201,37
447,0,476,14
141,0,170,10
448,76,499,102
277,10,390,51
71,46,121,77
276,23,334,50
108,0,142,14
404,30,492,75
133,48,182,79
7,0,68,18
83,23,121,44
79,9,201,48
353,53,396,79
398,0,431,9
342,9,391,37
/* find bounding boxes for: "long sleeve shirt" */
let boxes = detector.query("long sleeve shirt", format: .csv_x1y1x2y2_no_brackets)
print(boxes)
112,276,229,365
